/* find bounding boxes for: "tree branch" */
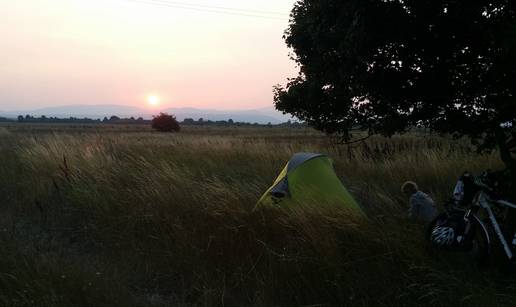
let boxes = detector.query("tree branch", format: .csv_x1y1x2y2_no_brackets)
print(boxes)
341,134,372,145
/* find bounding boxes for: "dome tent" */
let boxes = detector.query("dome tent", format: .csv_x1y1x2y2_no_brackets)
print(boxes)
256,152,363,214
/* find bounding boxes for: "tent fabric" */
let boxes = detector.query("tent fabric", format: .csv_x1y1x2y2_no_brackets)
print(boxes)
256,152,363,214
286,152,325,172
269,153,324,198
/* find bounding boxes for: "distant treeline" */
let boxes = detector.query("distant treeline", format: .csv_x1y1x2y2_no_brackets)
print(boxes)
182,118,305,128
16,115,150,124
0,117,15,122
8,115,305,127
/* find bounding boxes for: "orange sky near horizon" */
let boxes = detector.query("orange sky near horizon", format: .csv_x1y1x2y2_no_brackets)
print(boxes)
0,0,298,111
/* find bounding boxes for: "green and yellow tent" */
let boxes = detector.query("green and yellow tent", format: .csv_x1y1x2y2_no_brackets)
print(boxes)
256,153,363,214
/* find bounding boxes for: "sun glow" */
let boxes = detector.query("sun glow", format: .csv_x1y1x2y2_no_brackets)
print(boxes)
147,95,160,107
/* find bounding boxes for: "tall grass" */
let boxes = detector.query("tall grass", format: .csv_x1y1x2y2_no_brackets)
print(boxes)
0,125,513,306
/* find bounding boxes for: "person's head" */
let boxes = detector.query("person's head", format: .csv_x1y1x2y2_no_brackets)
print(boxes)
401,181,418,196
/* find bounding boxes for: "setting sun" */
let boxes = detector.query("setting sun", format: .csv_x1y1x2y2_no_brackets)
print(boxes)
147,95,160,107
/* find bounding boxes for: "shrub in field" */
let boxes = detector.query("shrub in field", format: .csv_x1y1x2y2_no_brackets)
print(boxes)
151,112,180,132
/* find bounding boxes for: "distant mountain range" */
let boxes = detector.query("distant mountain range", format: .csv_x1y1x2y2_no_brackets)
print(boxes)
0,104,294,124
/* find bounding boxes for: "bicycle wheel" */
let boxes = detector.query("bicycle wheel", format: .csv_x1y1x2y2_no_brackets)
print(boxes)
426,211,490,265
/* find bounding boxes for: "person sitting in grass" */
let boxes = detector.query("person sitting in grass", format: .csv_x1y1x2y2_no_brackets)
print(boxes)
401,181,437,223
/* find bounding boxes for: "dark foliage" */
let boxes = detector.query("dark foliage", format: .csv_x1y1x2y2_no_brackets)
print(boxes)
274,0,516,165
152,112,181,132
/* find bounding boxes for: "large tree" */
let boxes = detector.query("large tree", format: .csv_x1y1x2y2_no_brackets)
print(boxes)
274,0,516,166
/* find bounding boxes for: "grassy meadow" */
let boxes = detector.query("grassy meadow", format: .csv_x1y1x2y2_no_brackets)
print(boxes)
1,123,515,306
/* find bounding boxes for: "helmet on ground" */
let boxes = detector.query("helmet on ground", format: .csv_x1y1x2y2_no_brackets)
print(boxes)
431,226,455,248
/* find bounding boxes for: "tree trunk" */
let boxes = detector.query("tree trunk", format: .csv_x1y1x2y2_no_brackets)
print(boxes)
495,127,516,170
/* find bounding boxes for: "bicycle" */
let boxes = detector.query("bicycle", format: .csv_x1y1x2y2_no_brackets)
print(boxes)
427,173,516,265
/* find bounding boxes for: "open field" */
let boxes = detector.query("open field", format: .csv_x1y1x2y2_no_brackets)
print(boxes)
1,124,515,306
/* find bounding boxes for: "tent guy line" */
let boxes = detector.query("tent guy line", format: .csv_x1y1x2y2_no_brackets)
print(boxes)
123,0,288,20
128,0,286,16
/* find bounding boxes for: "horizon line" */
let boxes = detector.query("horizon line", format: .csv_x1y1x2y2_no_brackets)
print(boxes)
0,103,279,113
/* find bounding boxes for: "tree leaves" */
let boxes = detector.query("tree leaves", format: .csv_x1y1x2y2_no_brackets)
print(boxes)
275,0,516,163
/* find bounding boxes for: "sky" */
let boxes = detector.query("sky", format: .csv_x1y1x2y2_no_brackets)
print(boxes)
0,0,298,111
